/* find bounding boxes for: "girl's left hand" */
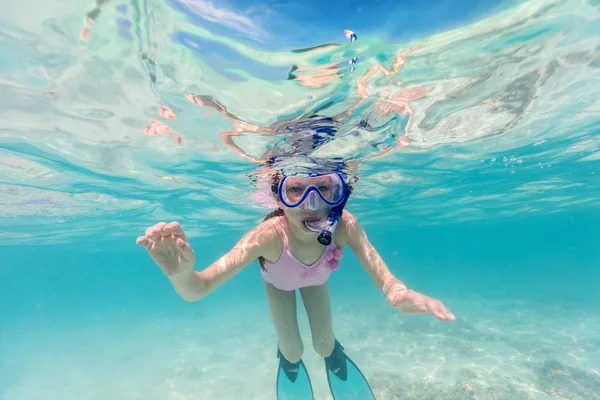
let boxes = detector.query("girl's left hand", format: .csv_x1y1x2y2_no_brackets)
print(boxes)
385,283,456,322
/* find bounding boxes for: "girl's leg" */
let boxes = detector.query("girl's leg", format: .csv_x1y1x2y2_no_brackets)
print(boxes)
301,285,376,399
265,282,315,399
299,283,336,358
263,281,303,363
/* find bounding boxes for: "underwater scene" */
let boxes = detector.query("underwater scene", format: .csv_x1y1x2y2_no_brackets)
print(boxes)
1,0,600,399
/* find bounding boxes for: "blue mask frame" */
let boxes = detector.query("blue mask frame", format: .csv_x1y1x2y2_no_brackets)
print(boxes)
277,173,348,209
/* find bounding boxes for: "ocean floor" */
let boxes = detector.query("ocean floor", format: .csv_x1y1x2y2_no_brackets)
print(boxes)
2,295,599,400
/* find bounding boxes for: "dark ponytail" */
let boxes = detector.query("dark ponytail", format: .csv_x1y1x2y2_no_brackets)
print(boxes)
258,208,285,271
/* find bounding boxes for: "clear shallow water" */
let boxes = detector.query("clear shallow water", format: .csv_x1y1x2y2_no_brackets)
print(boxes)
1,0,600,399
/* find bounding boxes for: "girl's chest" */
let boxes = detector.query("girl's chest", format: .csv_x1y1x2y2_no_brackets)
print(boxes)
287,242,328,266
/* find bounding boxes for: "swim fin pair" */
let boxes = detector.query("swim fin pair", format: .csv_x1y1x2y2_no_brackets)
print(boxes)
276,340,375,400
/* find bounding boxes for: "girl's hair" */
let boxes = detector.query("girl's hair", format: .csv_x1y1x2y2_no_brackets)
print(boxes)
258,208,285,271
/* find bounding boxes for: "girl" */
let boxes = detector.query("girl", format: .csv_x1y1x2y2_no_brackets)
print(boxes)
136,165,455,400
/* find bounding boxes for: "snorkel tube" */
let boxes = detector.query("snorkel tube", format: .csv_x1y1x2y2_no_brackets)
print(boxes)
317,191,350,245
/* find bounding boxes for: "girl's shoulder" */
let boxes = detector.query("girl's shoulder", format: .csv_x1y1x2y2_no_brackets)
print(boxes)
340,209,359,230
338,209,370,246
333,210,358,248
253,215,285,262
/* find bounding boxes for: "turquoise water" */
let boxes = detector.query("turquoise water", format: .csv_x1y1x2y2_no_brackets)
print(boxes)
1,0,600,399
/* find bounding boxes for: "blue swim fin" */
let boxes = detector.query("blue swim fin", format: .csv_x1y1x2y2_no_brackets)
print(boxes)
324,340,376,400
276,348,314,400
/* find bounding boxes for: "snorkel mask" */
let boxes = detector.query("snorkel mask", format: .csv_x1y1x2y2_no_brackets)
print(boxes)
277,172,351,245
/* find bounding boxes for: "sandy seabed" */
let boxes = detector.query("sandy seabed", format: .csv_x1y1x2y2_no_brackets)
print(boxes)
2,295,599,400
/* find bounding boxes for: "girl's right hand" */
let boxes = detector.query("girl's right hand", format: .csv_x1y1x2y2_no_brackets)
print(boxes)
136,221,196,278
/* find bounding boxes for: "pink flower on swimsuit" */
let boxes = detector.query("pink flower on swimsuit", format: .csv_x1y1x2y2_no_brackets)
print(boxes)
325,248,343,270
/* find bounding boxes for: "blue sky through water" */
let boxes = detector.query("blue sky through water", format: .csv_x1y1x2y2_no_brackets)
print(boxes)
167,0,519,49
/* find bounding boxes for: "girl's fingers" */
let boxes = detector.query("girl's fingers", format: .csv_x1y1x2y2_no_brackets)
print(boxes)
429,303,447,320
426,300,456,321
136,236,154,250
163,221,185,236
391,291,455,321
145,222,167,239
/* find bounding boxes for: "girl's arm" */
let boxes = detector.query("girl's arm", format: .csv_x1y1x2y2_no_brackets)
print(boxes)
169,231,260,301
342,211,406,292
342,211,455,321
139,219,279,302
178,220,279,301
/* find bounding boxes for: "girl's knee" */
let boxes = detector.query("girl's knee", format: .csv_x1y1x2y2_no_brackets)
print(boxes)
312,335,335,358
279,340,304,363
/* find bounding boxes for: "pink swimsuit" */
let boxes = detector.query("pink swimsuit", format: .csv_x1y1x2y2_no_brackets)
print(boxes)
261,217,343,291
